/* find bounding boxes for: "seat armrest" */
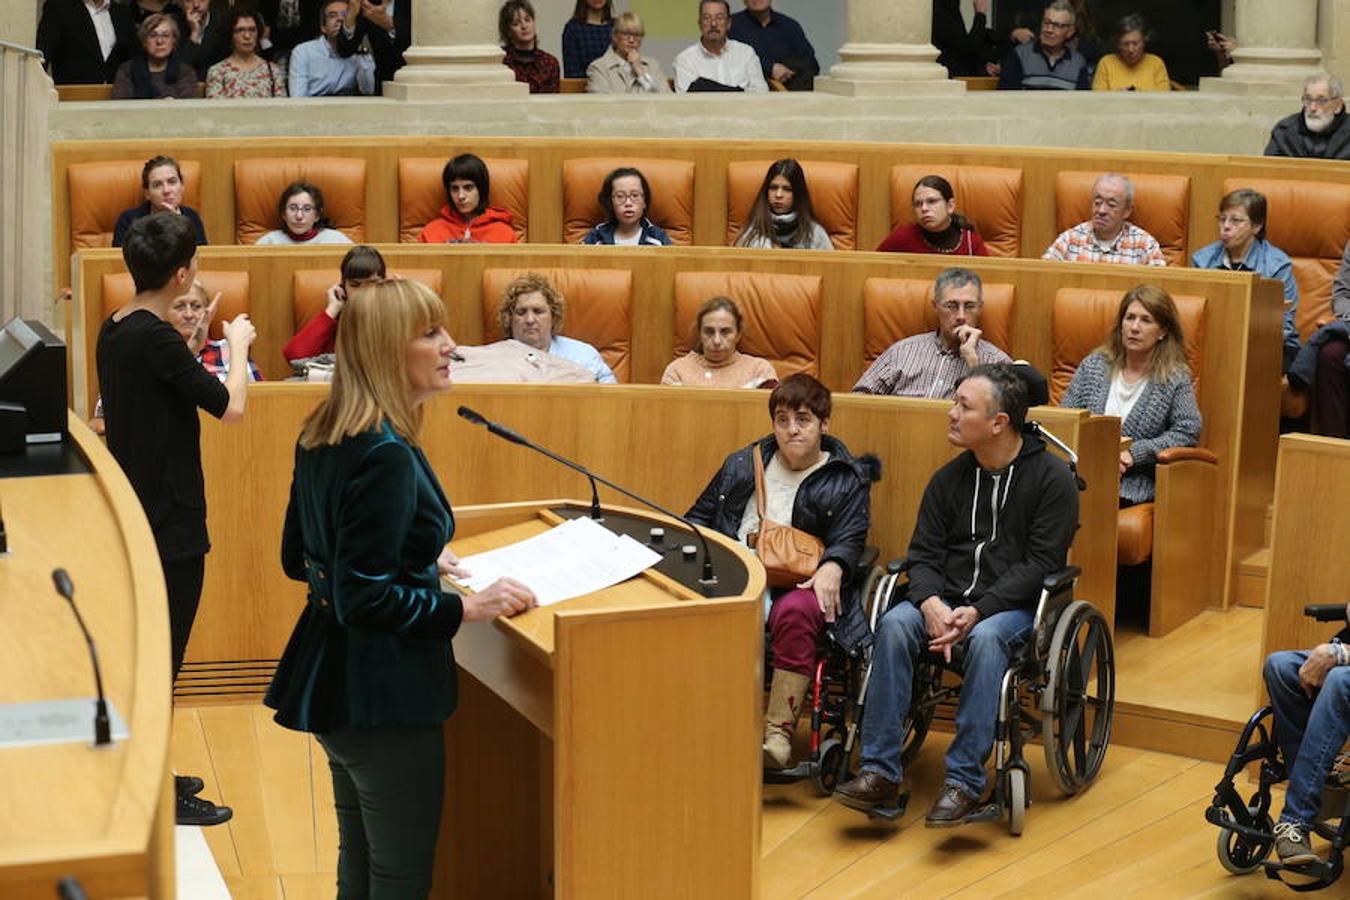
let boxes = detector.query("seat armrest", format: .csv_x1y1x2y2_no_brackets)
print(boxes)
1157,447,1218,465
886,557,912,575
1042,566,1081,594
1304,603,1348,622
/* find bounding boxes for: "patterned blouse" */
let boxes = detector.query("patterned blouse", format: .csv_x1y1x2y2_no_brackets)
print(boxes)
206,56,288,98
503,46,560,94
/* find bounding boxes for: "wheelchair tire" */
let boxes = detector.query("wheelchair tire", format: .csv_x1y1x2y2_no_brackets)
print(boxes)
813,737,846,796
1042,601,1115,796
1006,767,1027,836
1216,808,1274,875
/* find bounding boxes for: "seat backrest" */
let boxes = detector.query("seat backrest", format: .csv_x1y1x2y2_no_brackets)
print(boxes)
561,157,695,245
234,157,367,245
725,160,859,250
861,277,1016,364
481,268,634,382
69,159,203,250
672,271,823,379
889,164,1024,257
1054,170,1190,266
397,157,530,243
101,270,250,341
1050,287,1207,404
291,269,445,332
1220,176,1350,338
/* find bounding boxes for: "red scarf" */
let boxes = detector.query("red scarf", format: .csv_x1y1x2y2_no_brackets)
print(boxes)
287,227,321,242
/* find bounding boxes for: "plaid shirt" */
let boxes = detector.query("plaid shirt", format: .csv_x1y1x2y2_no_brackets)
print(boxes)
504,46,560,93
1042,221,1167,266
198,339,263,382
852,332,1011,399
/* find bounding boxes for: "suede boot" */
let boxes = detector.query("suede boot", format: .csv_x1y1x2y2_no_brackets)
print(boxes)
763,668,810,769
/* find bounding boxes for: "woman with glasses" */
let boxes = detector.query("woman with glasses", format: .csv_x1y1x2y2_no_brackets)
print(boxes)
206,8,287,98
257,181,352,245
586,11,669,93
876,175,989,255
112,13,200,99
562,0,612,79
580,167,673,246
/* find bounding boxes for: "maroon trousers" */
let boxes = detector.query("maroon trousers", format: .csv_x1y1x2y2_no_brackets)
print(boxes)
768,588,826,676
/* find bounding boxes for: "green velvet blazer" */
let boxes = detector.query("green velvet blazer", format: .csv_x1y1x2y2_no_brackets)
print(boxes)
266,421,464,733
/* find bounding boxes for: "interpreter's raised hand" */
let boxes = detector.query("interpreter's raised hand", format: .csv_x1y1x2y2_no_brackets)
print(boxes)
437,546,471,580
800,560,844,623
1298,644,1338,696
461,576,537,622
222,313,256,350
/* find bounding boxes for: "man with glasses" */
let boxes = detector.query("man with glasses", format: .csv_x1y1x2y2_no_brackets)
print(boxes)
674,0,768,93
729,0,818,91
1043,172,1166,267
852,268,1011,399
585,10,670,93
288,0,374,96
1266,72,1350,160
997,0,1089,90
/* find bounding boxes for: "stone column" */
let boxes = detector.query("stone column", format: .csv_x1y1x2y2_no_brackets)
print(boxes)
1202,0,1323,95
383,0,526,101
816,0,963,96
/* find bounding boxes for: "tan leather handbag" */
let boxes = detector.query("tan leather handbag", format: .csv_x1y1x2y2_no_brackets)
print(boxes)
748,447,824,588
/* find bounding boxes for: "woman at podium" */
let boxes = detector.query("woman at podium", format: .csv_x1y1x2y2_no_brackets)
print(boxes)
265,279,536,897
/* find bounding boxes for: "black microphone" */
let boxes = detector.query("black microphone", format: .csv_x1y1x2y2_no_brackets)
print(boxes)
51,569,111,747
457,406,719,587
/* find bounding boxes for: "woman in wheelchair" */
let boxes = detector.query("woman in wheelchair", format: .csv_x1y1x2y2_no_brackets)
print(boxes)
686,373,880,770
834,364,1080,825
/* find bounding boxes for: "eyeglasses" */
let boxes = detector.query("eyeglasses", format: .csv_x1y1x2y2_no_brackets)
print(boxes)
611,191,644,204
939,302,983,314
286,204,317,214
699,14,728,24
148,30,175,40
1302,95,1339,107
1217,215,1250,227
615,30,643,39
1041,19,1073,30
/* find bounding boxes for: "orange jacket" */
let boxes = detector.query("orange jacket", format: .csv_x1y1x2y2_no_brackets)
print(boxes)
417,204,517,244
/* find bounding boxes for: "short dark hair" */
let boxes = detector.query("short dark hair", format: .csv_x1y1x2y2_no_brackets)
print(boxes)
963,363,1030,431
226,6,263,40
700,0,731,17
340,245,386,282
499,0,536,47
934,267,983,304
319,0,346,23
693,295,743,354
442,153,490,218
769,373,831,422
122,212,197,294
277,180,330,230
1220,188,1268,239
598,167,651,223
141,155,182,189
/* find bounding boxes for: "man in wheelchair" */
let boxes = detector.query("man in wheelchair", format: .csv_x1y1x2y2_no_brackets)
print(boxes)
1263,603,1350,866
834,363,1079,825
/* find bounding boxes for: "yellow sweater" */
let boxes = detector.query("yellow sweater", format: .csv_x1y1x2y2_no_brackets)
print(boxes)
1092,53,1171,92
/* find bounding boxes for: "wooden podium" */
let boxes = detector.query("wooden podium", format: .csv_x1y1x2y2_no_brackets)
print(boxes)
432,500,764,899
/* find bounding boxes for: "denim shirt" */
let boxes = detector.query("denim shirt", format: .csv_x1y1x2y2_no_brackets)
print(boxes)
1193,237,1300,350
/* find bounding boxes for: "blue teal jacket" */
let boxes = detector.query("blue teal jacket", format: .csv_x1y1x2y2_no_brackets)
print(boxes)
265,422,464,733
1192,237,1301,351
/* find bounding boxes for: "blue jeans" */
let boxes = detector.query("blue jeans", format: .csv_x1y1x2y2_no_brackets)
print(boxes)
859,601,1033,797
1263,650,1350,826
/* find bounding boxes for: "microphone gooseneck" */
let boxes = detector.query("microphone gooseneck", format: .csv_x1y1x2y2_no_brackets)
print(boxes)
51,568,111,746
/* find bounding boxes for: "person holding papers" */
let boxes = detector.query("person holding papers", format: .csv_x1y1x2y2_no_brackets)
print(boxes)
265,279,537,898
686,374,880,771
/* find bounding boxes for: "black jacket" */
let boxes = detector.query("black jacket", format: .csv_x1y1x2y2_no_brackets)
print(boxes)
932,0,996,76
257,0,322,60
37,0,138,84
905,430,1078,620
336,0,410,94
1265,111,1350,160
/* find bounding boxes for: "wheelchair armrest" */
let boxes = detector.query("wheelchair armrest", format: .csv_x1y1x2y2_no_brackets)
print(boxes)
1157,447,1218,465
1042,566,1081,594
886,557,912,576
1304,603,1348,623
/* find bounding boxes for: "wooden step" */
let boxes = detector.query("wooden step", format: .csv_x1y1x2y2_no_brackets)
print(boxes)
1234,547,1270,608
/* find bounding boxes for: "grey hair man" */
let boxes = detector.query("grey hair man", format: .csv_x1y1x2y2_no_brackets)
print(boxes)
1266,72,1350,160
1043,173,1167,266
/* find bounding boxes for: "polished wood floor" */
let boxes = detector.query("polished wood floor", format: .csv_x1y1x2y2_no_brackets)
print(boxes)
172,699,1342,899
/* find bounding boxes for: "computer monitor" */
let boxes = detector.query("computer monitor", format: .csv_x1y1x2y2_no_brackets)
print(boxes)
0,318,67,445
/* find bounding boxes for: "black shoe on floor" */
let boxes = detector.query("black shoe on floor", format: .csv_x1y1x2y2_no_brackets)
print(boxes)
175,774,205,797
176,791,233,827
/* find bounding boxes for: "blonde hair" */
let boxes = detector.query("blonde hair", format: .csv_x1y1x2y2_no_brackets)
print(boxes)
299,279,446,448
614,11,644,33
1099,283,1191,383
496,272,565,339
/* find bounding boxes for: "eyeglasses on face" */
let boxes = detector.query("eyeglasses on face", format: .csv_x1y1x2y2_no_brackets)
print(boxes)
286,204,317,215
615,30,643,39
1302,94,1339,107
148,30,175,40
611,191,644,204
699,14,727,24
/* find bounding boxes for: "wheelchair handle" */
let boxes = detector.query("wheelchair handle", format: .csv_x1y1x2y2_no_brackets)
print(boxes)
1304,603,1348,623
1042,566,1082,594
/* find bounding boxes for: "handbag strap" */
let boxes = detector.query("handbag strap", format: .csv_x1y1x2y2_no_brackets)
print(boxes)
753,442,768,523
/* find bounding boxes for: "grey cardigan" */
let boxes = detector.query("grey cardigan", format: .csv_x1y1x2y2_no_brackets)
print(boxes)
1061,350,1202,504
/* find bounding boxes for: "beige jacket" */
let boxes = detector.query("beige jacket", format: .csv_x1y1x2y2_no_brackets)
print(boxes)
586,46,671,94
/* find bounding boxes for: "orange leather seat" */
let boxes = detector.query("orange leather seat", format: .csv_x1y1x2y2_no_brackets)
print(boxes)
398,157,530,243
481,268,634,382
561,158,695,245
889,164,1024,257
101,270,250,341
725,160,859,250
1054,171,1191,266
861,277,1016,365
69,159,203,250
1220,177,1350,339
672,271,823,379
291,269,445,334
233,157,367,245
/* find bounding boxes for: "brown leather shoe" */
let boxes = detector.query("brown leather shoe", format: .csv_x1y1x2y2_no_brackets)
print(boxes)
834,770,900,812
925,783,981,827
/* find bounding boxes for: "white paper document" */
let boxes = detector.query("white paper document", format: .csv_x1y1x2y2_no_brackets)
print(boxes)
452,516,663,606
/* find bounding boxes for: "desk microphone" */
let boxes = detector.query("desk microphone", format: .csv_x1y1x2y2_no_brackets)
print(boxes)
457,406,719,587
51,569,111,746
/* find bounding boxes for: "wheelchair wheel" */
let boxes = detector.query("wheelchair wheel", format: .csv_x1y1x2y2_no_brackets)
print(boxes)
1216,807,1274,875
900,659,942,767
813,737,846,796
1042,601,1115,795
1006,768,1027,836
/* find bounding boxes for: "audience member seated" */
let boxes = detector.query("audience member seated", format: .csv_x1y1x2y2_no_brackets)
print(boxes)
586,11,670,94
853,267,1011,398
1192,189,1300,371
1262,603,1350,867
178,0,229,79
733,159,832,250
336,0,408,93
288,0,373,96
876,175,989,256
1289,238,1350,438
37,0,137,84
113,155,208,247
675,0,768,93
997,0,1089,91
500,0,559,94
687,374,879,770
495,273,616,383
580,167,672,246
562,0,612,79
112,14,199,99
1265,72,1350,161
1093,14,1169,92
1043,173,1165,266
284,244,383,363
1001,0,1101,65
257,0,322,63
729,0,818,91
417,154,517,244
257,181,353,246
932,0,996,78
661,296,778,388
206,8,287,98
834,363,1078,823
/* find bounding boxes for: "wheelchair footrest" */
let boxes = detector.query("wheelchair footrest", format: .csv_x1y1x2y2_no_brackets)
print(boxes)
865,791,910,821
